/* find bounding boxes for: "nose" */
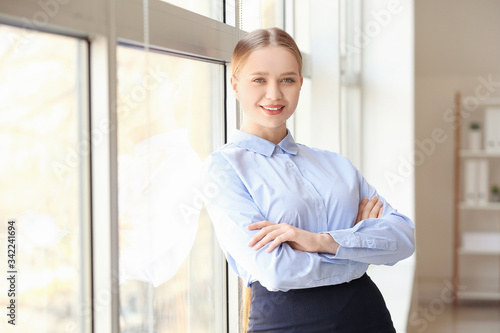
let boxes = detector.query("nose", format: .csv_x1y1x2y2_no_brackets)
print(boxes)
266,82,282,101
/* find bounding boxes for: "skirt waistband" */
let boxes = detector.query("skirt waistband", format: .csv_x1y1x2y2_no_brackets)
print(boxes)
247,273,395,333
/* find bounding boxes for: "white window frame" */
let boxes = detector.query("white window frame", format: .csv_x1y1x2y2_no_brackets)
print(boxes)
0,1,244,331
0,1,362,331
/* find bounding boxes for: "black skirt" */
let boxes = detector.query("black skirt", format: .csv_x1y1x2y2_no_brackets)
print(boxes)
247,273,396,333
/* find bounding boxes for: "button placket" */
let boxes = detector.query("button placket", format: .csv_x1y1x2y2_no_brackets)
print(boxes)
284,155,328,229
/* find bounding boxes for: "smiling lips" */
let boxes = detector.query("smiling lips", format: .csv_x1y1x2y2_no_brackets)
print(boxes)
261,105,285,115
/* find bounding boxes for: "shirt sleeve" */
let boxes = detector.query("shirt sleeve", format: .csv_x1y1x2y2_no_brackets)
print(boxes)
324,163,415,265
202,153,354,292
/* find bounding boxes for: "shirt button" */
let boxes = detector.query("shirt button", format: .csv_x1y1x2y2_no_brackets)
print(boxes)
318,205,323,209
287,162,293,167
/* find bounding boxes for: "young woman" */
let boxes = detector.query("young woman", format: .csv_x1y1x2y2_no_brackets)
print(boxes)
202,27,415,332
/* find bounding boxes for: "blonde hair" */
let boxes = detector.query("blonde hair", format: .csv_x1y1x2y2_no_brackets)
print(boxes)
232,27,302,79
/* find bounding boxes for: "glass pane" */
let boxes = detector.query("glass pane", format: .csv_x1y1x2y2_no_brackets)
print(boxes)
240,0,284,31
161,0,223,21
117,46,225,333
339,0,362,165
0,25,90,332
294,0,311,53
293,77,312,146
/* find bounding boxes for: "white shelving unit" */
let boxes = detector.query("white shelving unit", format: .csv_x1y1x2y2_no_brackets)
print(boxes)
460,150,500,158
460,202,500,210
458,291,500,301
452,93,500,306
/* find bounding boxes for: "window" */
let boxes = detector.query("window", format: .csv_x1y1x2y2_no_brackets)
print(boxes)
0,24,90,332
239,0,284,31
0,1,355,332
160,0,223,21
339,0,362,166
293,0,311,54
292,1,362,163
116,45,225,332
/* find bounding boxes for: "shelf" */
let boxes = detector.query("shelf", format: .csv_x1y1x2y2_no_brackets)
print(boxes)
460,232,500,255
459,248,500,255
458,291,500,301
478,98,500,106
460,150,500,158
459,202,500,210
453,93,500,307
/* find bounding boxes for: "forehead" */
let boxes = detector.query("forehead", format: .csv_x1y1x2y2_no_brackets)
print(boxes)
241,46,300,75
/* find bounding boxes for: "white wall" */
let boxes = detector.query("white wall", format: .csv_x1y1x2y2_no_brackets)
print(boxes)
414,0,500,302
361,0,414,219
360,1,414,332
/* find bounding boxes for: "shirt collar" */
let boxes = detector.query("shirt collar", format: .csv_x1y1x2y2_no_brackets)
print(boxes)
229,129,299,157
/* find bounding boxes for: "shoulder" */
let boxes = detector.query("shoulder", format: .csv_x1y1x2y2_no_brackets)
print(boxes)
202,142,249,176
296,143,354,166
203,144,231,169
205,143,244,164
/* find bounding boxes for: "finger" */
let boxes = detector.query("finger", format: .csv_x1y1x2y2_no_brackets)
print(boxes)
378,207,384,218
247,225,276,247
253,229,285,251
266,230,294,252
266,235,286,252
247,220,274,230
369,200,383,219
248,224,286,249
355,198,369,224
361,196,378,220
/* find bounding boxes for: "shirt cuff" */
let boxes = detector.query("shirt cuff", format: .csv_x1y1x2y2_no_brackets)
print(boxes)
321,230,359,260
322,228,397,260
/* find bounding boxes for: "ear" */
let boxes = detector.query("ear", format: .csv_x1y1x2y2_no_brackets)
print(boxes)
231,75,239,99
300,76,304,88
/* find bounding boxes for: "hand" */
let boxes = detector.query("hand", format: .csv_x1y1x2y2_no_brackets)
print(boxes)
247,221,337,254
355,196,383,225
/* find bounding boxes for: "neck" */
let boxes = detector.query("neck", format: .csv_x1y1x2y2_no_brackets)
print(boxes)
240,124,287,145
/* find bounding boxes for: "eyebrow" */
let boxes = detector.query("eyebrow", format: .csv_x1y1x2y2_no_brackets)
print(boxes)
249,71,300,76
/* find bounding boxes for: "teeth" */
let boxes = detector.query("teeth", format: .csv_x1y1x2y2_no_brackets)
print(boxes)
263,106,282,111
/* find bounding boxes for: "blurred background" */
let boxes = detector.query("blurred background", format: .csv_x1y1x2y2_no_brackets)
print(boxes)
0,0,499,332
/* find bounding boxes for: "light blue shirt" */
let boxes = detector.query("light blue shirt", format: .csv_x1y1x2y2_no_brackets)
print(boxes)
202,130,415,292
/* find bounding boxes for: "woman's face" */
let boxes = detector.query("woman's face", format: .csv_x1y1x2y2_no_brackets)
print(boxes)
232,46,302,138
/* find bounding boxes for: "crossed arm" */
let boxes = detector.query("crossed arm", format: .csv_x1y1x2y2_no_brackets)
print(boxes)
203,153,415,290
247,196,383,254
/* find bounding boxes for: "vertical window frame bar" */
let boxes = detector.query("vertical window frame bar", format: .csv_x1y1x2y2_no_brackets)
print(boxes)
89,29,120,333
78,37,93,333
0,1,265,333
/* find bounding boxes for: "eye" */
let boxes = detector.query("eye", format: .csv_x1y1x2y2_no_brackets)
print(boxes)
282,78,296,83
252,78,265,83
